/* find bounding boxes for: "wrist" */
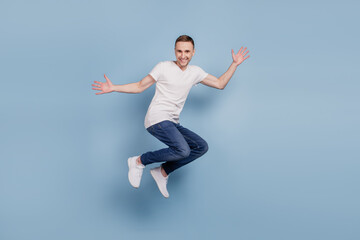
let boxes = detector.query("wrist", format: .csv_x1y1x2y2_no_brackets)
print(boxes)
231,61,239,67
110,85,117,92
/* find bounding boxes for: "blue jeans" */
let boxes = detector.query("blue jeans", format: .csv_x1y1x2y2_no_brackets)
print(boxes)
141,120,208,175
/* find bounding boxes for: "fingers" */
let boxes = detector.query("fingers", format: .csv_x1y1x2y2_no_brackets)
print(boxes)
234,47,250,62
104,74,111,84
236,47,249,55
241,47,247,55
92,76,110,95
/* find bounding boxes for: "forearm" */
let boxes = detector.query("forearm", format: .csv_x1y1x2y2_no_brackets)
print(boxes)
112,82,142,94
218,62,238,89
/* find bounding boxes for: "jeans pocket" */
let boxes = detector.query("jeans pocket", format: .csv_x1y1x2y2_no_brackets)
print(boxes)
146,125,154,133
150,120,174,132
158,120,175,130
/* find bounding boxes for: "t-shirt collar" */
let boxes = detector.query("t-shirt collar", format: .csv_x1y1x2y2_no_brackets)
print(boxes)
172,61,189,72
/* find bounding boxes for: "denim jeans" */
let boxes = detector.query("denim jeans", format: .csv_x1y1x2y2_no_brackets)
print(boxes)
141,120,208,175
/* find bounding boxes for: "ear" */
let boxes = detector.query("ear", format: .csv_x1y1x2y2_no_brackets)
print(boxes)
193,48,196,56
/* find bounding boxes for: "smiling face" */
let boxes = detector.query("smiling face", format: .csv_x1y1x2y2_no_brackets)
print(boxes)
174,41,195,70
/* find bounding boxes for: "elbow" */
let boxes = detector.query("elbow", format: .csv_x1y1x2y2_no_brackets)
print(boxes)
135,88,144,94
218,83,225,90
135,83,144,93
217,79,225,90
136,87,143,93
138,84,148,93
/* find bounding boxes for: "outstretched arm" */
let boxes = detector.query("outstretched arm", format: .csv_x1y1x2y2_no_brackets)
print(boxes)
200,47,250,90
92,74,156,95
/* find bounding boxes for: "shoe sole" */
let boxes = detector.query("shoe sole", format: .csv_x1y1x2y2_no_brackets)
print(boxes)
128,157,139,189
150,169,169,198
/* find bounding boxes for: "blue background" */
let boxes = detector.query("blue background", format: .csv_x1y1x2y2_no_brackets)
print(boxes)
1,0,359,239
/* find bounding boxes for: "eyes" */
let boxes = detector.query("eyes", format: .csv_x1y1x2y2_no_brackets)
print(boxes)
177,50,191,53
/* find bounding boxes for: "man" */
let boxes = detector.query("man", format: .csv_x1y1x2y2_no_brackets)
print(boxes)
92,35,250,198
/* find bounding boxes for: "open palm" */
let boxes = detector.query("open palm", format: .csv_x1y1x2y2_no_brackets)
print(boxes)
92,74,114,95
232,47,250,66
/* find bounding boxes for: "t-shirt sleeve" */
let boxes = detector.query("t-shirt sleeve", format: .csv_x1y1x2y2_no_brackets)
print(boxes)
149,62,163,81
193,66,209,86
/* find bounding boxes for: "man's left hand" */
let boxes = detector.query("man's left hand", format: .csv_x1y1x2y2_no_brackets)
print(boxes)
232,47,250,66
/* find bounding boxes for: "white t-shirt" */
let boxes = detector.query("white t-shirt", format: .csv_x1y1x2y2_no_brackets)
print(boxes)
144,61,208,128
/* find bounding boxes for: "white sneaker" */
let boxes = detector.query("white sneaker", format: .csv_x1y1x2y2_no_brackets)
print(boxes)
128,156,145,188
150,166,169,198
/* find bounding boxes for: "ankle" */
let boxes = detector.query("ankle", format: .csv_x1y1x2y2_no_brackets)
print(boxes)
161,166,168,178
136,156,143,165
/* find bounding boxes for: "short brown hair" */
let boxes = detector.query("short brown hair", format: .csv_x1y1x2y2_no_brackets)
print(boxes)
175,35,194,48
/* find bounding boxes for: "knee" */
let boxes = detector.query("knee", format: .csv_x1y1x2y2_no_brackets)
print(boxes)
197,140,209,155
200,141,209,155
176,145,191,158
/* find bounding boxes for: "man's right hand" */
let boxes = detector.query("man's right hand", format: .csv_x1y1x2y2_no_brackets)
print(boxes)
92,74,114,95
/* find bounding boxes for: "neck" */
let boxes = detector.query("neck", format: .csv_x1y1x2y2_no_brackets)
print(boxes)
174,60,187,71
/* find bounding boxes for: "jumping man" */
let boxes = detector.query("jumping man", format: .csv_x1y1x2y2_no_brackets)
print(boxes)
92,35,250,198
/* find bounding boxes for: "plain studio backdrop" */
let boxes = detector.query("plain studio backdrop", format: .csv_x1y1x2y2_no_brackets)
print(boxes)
1,0,359,239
